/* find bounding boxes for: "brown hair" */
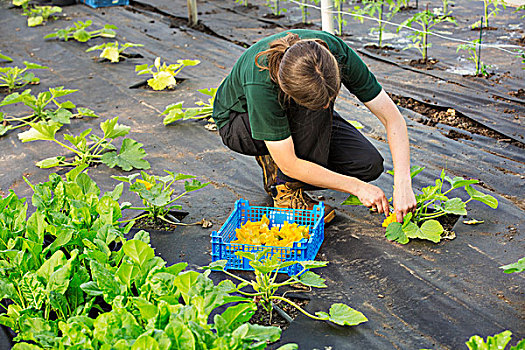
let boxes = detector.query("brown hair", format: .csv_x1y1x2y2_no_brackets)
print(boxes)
255,32,341,110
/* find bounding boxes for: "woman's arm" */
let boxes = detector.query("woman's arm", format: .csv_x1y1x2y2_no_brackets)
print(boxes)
364,89,416,222
265,137,391,216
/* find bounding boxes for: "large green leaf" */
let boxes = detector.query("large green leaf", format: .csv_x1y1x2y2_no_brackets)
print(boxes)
149,71,175,91
132,335,160,350
18,121,61,142
214,303,256,336
36,156,64,169
36,250,66,282
20,273,45,309
385,222,409,244
123,239,155,267
341,194,363,206
184,179,209,193
466,330,512,350
165,320,196,350
443,198,467,215
465,185,498,209
444,176,479,190
418,220,443,243
327,303,368,326
231,323,281,343
299,271,327,288
47,250,77,294
297,260,328,269
101,138,150,171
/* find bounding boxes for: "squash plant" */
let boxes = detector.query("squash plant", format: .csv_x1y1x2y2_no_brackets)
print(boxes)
22,5,62,27
162,87,216,125
343,166,498,244
0,61,48,92
86,41,144,63
500,257,525,274
203,250,368,327
44,20,117,42
17,117,151,171
0,87,97,137
466,330,524,350
112,170,209,225
135,57,200,91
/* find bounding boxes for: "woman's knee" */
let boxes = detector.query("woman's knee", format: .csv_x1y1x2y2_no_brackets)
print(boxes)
360,151,384,182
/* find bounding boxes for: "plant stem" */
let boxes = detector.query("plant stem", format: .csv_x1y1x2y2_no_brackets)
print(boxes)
477,17,483,75
119,213,149,224
220,268,253,285
53,139,83,157
420,211,446,220
270,295,326,321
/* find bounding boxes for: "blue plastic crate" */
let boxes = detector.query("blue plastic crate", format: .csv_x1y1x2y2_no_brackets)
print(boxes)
211,199,325,276
79,0,128,8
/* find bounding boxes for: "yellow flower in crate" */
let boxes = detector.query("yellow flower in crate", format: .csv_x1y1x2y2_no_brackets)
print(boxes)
382,212,397,227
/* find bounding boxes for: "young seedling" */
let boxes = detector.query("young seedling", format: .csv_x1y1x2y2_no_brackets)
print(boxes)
457,39,491,76
86,42,144,63
470,0,506,28
135,57,200,91
352,0,401,48
298,0,318,24
334,0,347,35
0,87,97,136
268,0,287,16
17,117,151,171
440,0,454,17
112,170,209,225
0,51,13,62
203,250,368,327
343,166,498,244
0,61,48,92
44,20,117,42
22,5,62,27
162,87,216,125
398,8,456,62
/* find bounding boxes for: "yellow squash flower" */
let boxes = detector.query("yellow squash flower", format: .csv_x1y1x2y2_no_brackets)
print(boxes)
382,212,397,227
135,179,153,190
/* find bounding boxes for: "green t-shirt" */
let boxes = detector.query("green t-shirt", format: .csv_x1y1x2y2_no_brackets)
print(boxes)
212,29,382,141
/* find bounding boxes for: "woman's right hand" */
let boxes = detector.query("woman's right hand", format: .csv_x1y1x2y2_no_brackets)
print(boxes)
355,183,390,216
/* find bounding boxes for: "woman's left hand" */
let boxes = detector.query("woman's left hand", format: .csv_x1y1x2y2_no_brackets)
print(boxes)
393,179,417,222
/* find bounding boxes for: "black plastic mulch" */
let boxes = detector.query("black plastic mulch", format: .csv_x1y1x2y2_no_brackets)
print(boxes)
0,0,523,349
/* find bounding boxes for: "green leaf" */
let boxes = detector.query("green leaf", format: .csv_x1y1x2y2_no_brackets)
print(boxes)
101,138,150,171
444,176,479,190
299,271,327,288
148,71,176,91
419,220,443,243
275,345,299,350
403,221,422,239
36,250,66,282
80,281,103,296
465,185,498,209
132,335,159,350
0,51,12,62
200,260,227,271
101,46,120,63
232,323,281,343
184,179,209,192
73,29,91,42
466,330,512,350
348,120,364,129
214,303,257,336
385,222,409,244
47,250,77,294
36,156,64,168
341,194,363,206
100,117,130,139
298,260,329,269
18,121,62,142
123,239,155,267
20,273,46,309
326,303,368,326
28,16,44,27
443,198,467,215
500,257,525,274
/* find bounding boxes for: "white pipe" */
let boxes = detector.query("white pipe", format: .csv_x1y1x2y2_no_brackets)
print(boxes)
320,0,334,34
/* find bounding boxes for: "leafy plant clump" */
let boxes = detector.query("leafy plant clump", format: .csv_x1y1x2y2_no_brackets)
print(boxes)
352,0,401,48
457,40,492,76
203,249,368,327
398,8,457,62
343,166,498,244
44,20,117,42
23,5,62,27
135,57,200,91
466,330,524,350
162,87,216,125
0,87,97,136
0,61,48,92
86,41,143,63
0,169,293,350
17,116,151,171
112,170,209,225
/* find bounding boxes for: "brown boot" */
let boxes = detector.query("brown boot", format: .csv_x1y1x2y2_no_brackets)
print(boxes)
271,183,336,224
255,154,278,196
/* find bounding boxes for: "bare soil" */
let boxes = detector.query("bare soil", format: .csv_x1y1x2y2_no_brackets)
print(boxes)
408,58,439,70
133,211,188,231
389,93,524,148
508,88,525,99
250,296,310,330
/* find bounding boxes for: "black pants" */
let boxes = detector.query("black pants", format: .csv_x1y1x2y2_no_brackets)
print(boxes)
219,102,384,188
